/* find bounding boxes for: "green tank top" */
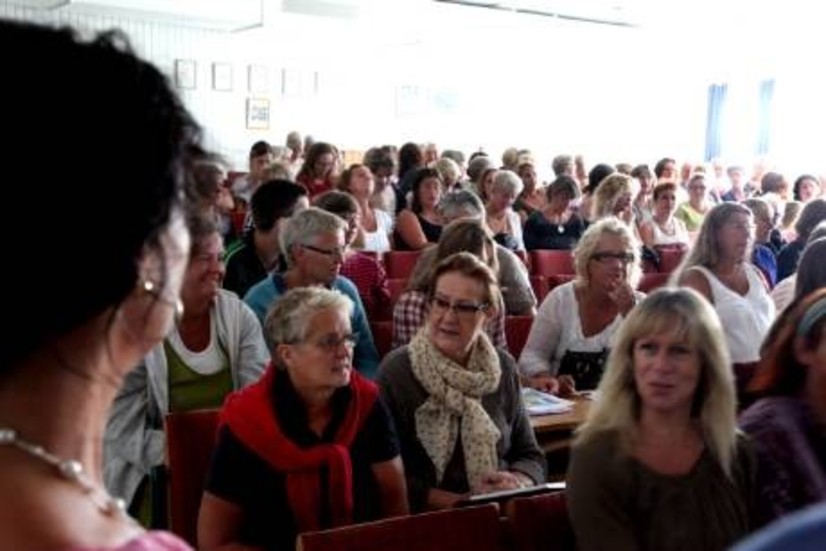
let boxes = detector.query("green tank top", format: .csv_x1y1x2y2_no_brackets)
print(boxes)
165,339,233,413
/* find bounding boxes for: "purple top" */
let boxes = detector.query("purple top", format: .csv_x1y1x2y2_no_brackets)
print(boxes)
739,396,826,525
68,531,192,551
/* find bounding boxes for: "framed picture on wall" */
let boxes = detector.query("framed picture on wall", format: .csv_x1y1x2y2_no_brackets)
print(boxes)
212,62,233,92
174,59,196,90
246,98,270,130
248,64,268,94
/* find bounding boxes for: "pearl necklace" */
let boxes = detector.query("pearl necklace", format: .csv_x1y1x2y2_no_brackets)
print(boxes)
0,428,131,520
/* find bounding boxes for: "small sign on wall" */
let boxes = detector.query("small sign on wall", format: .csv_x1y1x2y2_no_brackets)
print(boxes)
212,62,233,92
246,98,270,130
174,59,196,89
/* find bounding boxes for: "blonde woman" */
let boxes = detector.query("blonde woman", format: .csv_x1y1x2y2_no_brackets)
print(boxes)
519,217,643,394
568,288,757,551
590,173,639,228
675,203,775,392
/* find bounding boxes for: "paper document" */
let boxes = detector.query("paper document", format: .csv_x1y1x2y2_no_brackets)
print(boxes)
521,388,574,416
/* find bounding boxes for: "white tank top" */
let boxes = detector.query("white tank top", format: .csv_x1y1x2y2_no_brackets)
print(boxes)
651,218,690,247
692,265,775,363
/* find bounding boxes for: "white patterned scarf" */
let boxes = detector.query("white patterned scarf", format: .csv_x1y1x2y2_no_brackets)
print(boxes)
408,328,502,489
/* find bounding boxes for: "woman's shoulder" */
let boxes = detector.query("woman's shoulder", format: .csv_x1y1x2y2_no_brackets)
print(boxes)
740,397,808,437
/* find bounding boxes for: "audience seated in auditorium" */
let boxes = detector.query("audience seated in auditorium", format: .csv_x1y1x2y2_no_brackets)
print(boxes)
411,190,537,315
378,253,545,512
675,173,712,232
519,217,643,395
104,214,268,525
638,182,690,253
244,208,379,377
772,225,826,313
338,163,394,253
0,19,203,550
794,174,822,204
364,146,399,215
514,161,546,222
568,288,757,551
231,141,275,205
393,219,505,349
743,198,780,288
485,170,526,251
523,175,584,251
296,141,339,199
185,148,236,245
675,202,775,392
776,198,826,281
740,289,826,526
199,288,408,551
315,190,391,320
222,180,309,299
393,168,444,250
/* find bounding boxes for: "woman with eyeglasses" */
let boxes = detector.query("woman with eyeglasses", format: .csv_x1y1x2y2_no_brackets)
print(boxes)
378,252,544,511
105,212,269,527
674,202,775,398
199,287,408,550
519,217,644,396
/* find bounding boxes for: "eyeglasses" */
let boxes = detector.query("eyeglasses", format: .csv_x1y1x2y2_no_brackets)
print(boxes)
590,251,635,264
430,295,489,317
299,332,359,353
301,243,346,258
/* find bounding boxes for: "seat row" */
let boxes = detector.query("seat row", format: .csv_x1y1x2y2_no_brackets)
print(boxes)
164,407,576,551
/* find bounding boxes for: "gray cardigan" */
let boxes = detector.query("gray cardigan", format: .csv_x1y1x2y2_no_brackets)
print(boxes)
377,345,545,511
103,289,268,505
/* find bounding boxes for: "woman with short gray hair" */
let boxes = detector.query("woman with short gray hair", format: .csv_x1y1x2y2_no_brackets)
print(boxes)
200,287,409,550
486,170,525,251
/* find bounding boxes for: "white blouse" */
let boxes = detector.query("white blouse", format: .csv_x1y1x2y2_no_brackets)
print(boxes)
518,281,642,377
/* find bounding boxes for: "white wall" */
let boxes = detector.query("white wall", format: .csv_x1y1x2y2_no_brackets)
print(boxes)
0,1,717,175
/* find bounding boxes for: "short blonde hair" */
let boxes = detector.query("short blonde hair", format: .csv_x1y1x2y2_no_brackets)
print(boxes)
590,173,637,220
573,217,642,289
576,288,739,477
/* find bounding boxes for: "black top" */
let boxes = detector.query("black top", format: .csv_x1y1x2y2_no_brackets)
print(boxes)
393,214,442,251
223,231,286,299
204,370,400,551
523,210,585,251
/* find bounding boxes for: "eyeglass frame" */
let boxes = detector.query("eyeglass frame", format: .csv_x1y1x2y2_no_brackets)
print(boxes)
300,243,347,258
290,332,359,354
590,251,636,264
429,294,490,317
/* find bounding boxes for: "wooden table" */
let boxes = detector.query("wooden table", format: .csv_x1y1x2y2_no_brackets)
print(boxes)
530,398,591,480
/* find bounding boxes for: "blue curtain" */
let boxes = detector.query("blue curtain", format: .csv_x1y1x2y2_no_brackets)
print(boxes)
756,79,775,156
704,83,727,161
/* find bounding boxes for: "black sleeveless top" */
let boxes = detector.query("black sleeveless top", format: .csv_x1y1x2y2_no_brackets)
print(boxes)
394,214,443,251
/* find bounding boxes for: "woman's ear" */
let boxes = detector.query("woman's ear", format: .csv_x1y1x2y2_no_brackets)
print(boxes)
276,342,295,369
793,335,816,370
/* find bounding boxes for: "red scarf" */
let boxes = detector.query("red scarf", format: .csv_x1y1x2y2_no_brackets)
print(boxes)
219,364,378,531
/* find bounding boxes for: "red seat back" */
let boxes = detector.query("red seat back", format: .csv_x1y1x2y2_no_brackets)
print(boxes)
530,275,549,303
637,272,671,293
384,251,422,279
371,320,394,359
657,247,687,273
505,315,534,359
504,492,576,551
530,250,575,276
297,504,504,551
165,409,221,547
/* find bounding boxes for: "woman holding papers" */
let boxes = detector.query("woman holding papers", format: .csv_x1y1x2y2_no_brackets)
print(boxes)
567,288,757,551
377,252,545,512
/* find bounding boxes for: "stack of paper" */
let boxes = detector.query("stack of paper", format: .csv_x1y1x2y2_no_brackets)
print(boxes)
521,388,575,416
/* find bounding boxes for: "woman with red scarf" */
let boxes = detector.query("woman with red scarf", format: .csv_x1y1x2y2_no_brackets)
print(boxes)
198,288,408,550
